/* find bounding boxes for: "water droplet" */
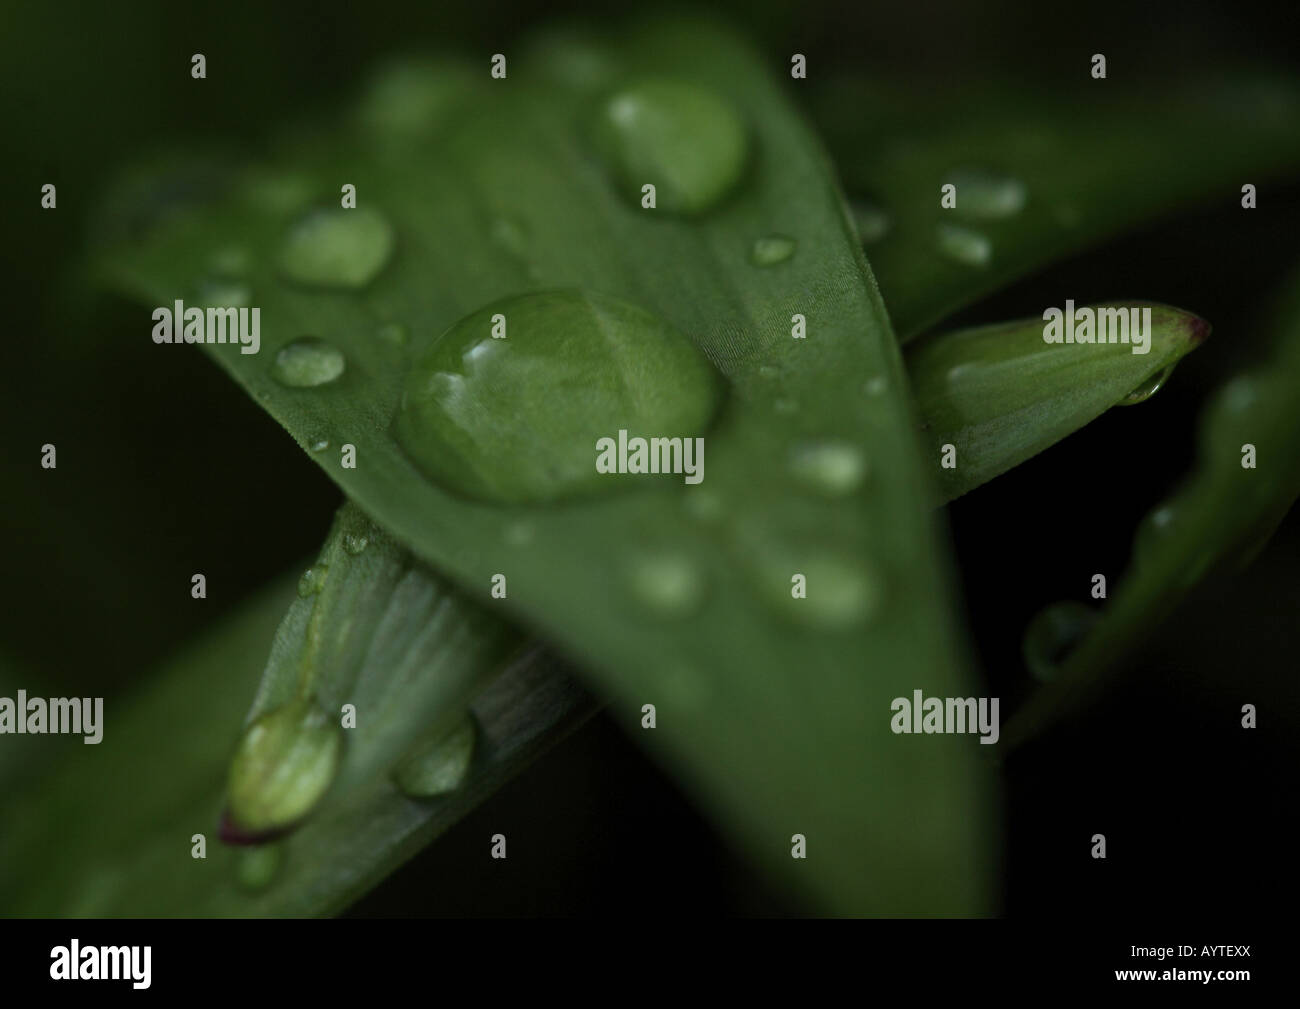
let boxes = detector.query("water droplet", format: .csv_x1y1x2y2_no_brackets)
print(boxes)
392,717,476,798
1022,602,1098,681
297,564,329,598
851,200,891,244
625,552,706,619
393,290,723,504
235,842,285,893
225,698,343,837
210,246,251,276
195,278,251,309
503,520,535,546
683,487,725,523
750,234,797,267
788,441,868,496
279,207,394,290
490,216,530,258
375,321,408,346
593,80,749,216
309,436,331,452
1120,364,1176,405
944,168,1027,219
1133,501,1179,565
271,338,346,388
864,376,888,397
937,224,992,267
343,533,369,556
358,59,476,137
760,555,883,629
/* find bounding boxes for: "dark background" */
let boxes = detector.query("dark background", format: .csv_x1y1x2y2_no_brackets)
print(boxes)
2,0,1296,916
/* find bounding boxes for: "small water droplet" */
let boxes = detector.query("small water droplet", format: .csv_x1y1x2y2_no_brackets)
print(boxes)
937,224,992,267
760,555,883,629
272,338,346,388
357,59,476,137
235,842,285,893
1120,363,1177,405
297,564,329,598
625,552,706,619
195,278,252,309
1133,501,1179,565
750,234,797,267
393,290,723,504
392,717,477,798
309,436,330,452
1022,602,1098,681
788,441,868,497
944,168,1027,219
593,79,749,216
851,200,891,244
343,533,369,555
279,207,394,290
683,488,725,523
210,246,251,276
864,376,888,396
503,521,535,546
490,216,530,258
375,321,408,346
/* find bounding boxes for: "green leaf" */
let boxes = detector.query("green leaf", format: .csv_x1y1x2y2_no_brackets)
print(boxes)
0,532,591,915
816,74,1300,337
95,19,994,913
908,302,1210,502
1005,265,1300,746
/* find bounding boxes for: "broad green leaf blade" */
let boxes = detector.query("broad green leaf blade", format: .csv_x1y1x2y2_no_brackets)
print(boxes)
0,557,591,915
908,302,1209,502
816,74,1300,338
96,19,995,913
1005,264,1300,746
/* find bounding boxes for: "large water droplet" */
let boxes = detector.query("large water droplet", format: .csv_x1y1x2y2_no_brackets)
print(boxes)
937,224,992,267
750,234,797,267
343,533,369,556
272,338,346,388
1022,602,1098,681
1120,364,1176,406
393,290,723,504
788,441,868,497
945,168,1027,219
851,200,891,244
625,552,706,619
225,697,343,837
279,207,394,289
593,80,749,216
392,716,476,798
